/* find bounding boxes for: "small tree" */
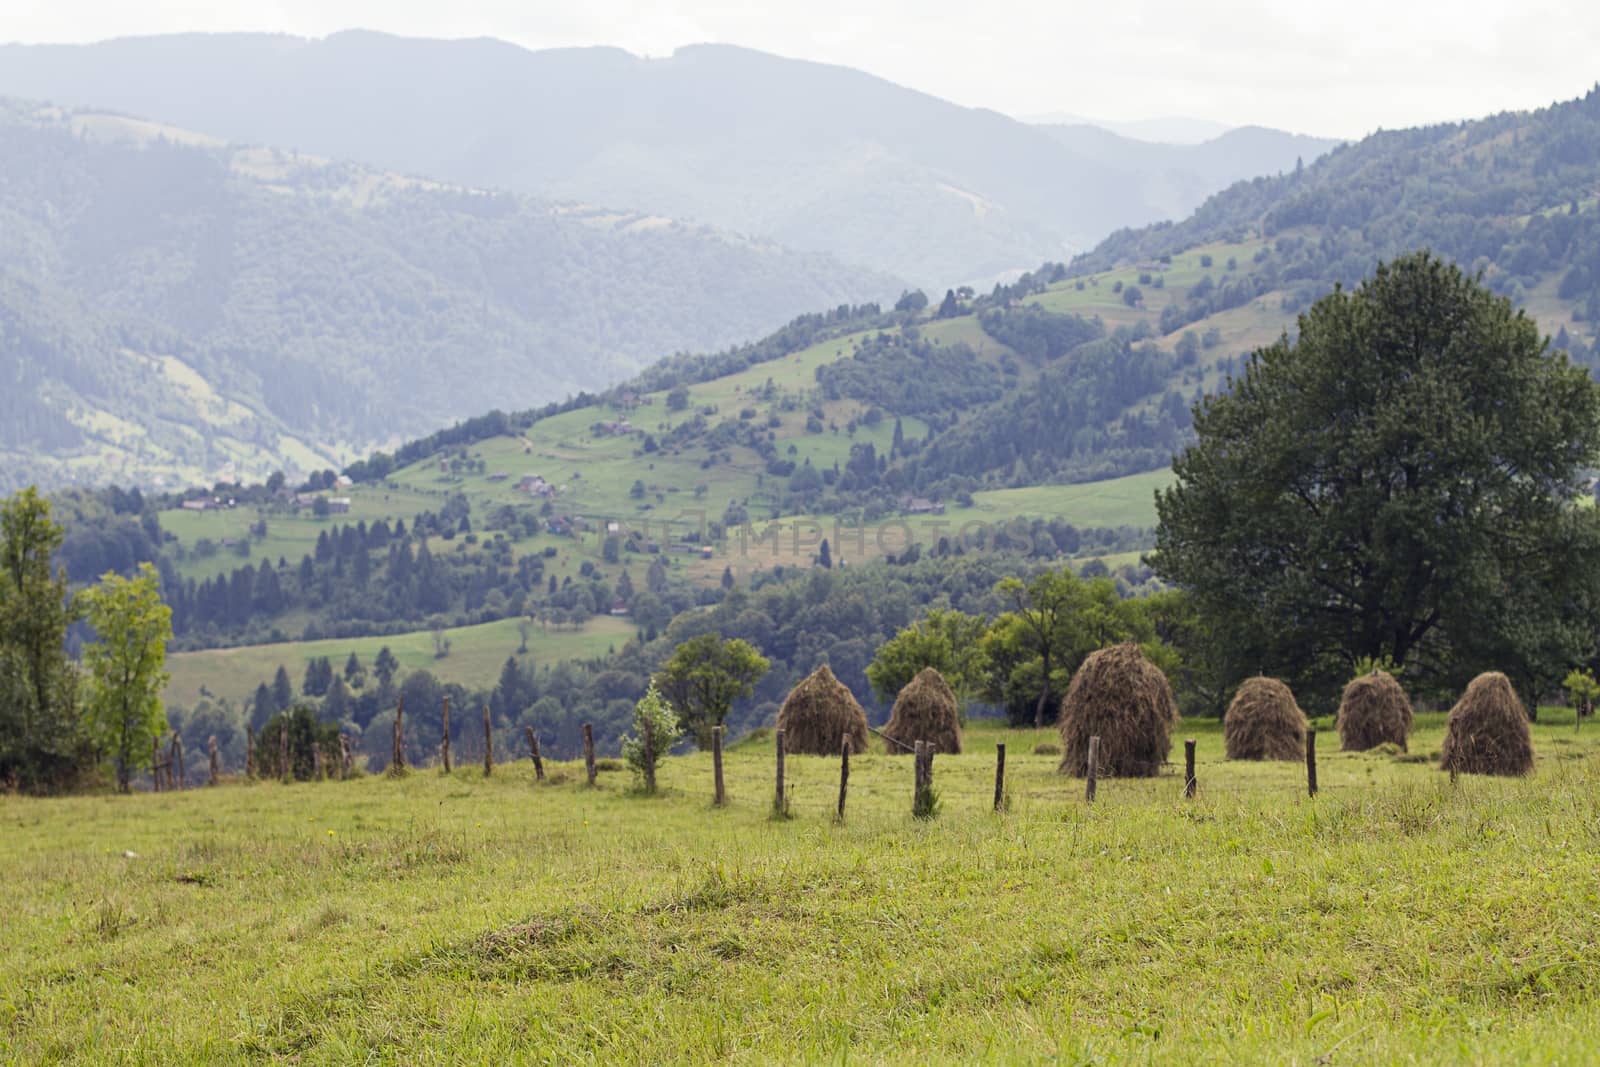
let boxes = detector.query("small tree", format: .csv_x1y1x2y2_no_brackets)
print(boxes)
1564,669,1600,724
621,682,684,794
657,633,769,749
81,563,172,793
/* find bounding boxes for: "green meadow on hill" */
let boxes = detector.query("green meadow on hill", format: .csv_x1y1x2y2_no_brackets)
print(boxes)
6,715,1600,1063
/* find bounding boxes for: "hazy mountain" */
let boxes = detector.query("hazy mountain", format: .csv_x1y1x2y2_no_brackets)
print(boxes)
0,99,893,491
0,31,1339,285
1021,112,1236,145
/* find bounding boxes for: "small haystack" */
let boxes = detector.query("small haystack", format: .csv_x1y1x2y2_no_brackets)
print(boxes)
1439,672,1534,777
1224,677,1307,760
1336,670,1414,751
882,667,963,755
776,665,870,755
1058,643,1178,778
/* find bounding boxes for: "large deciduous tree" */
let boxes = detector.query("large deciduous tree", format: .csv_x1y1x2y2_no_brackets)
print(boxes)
1151,252,1600,702
82,562,173,793
656,633,769,749
865,608,989,711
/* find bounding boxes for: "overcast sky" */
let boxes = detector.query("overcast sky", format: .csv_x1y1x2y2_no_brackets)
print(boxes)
5,0,1598,138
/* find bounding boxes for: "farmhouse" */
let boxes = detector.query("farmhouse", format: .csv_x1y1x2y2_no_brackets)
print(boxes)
901,496,945,515
518,474,555,497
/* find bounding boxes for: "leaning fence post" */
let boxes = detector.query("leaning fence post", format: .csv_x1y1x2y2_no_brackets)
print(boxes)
712,725,726,806
392,697,406,773
582,723,597,787
773,728,787,817
171,734,185,789
836,736,850,822
208,735,220,786
1085,735,1100,804
1306,728,1319,798
483,705,494,778
525,726,545,782
441,695,452,773
993,742,1007,812
339,734,351,779
152,736,162,792
1184,738,1197,798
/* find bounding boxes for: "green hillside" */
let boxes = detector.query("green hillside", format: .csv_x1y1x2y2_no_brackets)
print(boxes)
0,99,892,492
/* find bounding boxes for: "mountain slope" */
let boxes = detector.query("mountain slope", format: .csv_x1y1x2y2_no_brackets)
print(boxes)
0,100,893,491
0,31,1338,285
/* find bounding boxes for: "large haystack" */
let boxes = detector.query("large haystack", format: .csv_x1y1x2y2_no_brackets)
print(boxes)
1439,672,1534,777
1058,643,1178,778
1224,677,1307,760
881,668,963,755
776,665,870,756
1336,670,1414,751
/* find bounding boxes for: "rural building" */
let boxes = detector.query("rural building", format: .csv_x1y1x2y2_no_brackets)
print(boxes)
901,496,945,515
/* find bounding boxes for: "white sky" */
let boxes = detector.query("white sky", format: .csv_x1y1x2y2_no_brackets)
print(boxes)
4,0,1598,138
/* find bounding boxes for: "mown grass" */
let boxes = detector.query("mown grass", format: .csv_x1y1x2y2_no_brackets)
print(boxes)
6,713,1600,1063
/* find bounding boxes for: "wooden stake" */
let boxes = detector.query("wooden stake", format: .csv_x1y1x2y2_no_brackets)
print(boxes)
993,742,1007,813
339,734,351,779
836,736,850,822
393,697,406,772
483,705,494,778
912,740,926,816
1085,735,1100,804
1184,738,1197,798
314,743,325,782
525,726,545,781
208,735,220,786
773,728,787,817
1306,728,1318,798
582,723,597,786
152,736,162,792
712,725,726,806
441,695,452,773
641,716,655,793
171,734,185,788
279,722,290,783
245,725,255,779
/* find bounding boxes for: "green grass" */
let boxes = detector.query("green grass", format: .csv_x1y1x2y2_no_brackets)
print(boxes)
165,615,636,708
7,713,1600,1062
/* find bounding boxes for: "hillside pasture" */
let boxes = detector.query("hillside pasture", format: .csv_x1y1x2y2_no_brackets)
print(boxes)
6,715,1600,1061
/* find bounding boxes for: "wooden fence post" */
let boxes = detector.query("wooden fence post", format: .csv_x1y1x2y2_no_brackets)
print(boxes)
1085,735,1100,804
245,725,255,779
208,735,220,786
773,728,787,817
441,695,452,773
314,743,325,782
339,734,351,779
152,736,162,792
483,705,494,778
916,746,937,819
525,726,545,781
641,717,655,793
836,736,850,822
280,722,290,783
1306,728,1318,798
1184,738,1197,798
582,723,597,787
993,742,1007,812
392,697,406,773
712,725,726,806
171,734,185,789
912,741,926,816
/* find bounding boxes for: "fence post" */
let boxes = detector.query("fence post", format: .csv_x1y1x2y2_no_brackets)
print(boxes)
171,734,185,789
712,725,726,806
582,723,597,787
392,697,406,773
642,717,655,793
525,726,545,782
314,743,325,782
912,741,926,816
208,735,220,786
916,746,937,819
1085,735,1100,804
1184,738,1197,798
993,742,1007,813
773,728,787,817
441,695,452,773
1306,728,1318,798
339,734,351,779
483,705,494,778
245,725,255,779
836,736,850,822
280,722,290,784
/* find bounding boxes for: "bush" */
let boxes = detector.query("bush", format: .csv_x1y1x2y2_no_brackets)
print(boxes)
621,683,684,793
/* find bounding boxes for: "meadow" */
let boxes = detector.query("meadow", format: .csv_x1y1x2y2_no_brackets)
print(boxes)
6,713,1600,1063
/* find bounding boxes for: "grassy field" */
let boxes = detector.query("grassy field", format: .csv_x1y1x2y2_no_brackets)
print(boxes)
165,615,636,708
7,713,1600,1062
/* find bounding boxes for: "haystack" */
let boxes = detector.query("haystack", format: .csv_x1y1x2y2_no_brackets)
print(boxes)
776,665,870,755
1057,643,1178,778
881,668,963,755
1439,672,1534,777
1223,677,1307,760
1335,670,1414,751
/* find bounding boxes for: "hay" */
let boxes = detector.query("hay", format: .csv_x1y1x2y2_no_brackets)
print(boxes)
776,665,870,756
1057,643,1178,778
881,668,963,755
1336,670,1414,751
1439,672,1534,777
1223,677,1307,760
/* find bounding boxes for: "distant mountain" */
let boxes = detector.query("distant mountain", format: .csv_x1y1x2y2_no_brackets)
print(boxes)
0,31,1339,285
0,100,893,492
1021,113,1236,145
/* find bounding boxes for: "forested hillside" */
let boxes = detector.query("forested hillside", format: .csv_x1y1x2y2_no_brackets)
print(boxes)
0,100,891,491
0,32,1337,284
